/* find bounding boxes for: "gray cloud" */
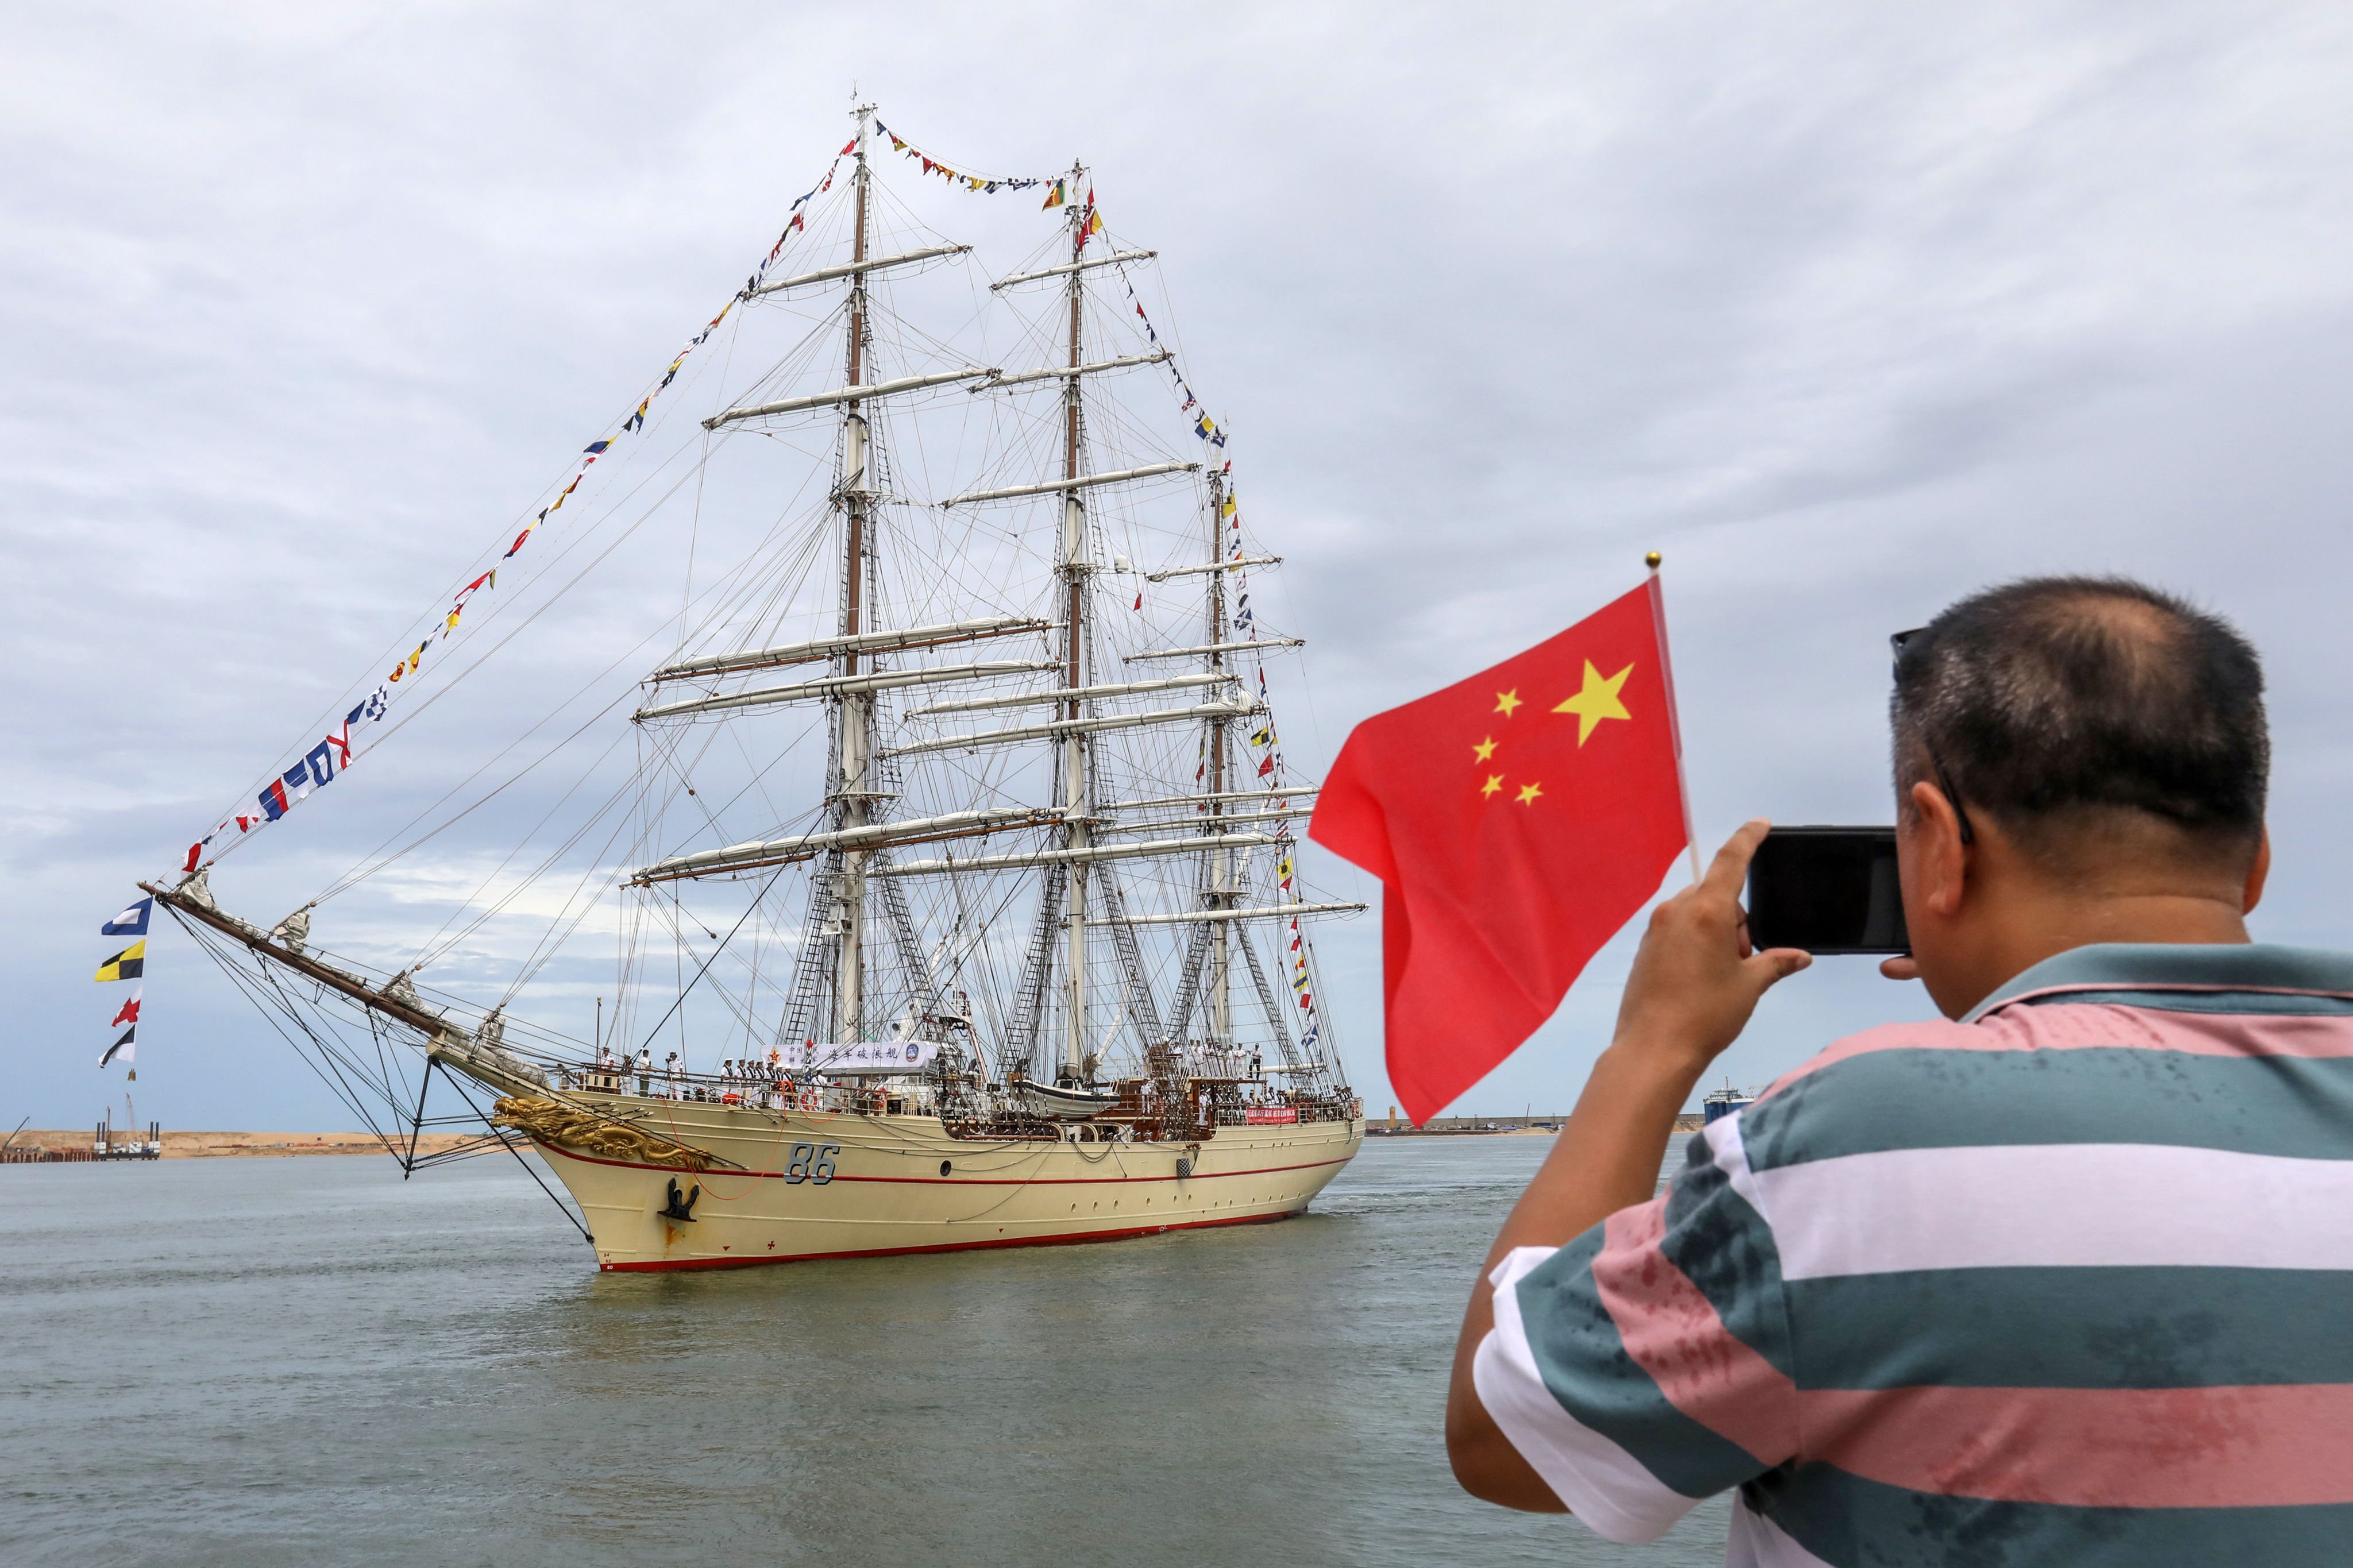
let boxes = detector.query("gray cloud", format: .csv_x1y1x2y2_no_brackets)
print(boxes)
8,2,2352,1129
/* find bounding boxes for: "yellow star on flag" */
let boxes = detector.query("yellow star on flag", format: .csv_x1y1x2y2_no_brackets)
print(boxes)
1515,781,1543,805
1494,689,1522,718
1472,735,1498,762
1480,773,1505,798
1553,660,1634,746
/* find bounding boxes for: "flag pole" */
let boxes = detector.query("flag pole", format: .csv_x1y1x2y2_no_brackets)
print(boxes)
1645,552,1703,886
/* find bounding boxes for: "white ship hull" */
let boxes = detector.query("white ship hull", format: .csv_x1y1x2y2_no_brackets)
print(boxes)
527,1095,1364,1272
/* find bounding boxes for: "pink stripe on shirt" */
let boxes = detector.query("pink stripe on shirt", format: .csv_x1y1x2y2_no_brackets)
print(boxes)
1590,1199,1799,1466
1803,1381,2353,1508
1759,1002,2353,1103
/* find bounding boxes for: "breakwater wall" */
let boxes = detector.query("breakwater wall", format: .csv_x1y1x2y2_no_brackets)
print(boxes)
1,1131,490,1161
1370,1113,1707,1136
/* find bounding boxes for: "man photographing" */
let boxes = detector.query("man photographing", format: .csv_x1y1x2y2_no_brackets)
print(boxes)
1444,577,2342,1563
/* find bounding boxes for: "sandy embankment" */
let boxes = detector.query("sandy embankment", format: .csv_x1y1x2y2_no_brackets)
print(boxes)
1374,1114,1705,1136
6,1130,492,1158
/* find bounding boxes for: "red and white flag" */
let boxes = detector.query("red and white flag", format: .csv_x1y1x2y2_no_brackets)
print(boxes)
1310,578,1691,1124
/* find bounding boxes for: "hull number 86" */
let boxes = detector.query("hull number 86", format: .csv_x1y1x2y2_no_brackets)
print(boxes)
786,1143,840,1185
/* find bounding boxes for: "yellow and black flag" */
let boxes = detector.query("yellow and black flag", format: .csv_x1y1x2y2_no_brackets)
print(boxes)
94,941,145,982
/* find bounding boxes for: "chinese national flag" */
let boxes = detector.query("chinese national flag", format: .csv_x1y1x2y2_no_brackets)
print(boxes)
1309,579,1690,1124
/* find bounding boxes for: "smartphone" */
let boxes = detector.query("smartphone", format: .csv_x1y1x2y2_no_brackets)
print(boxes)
1745,826,1908,955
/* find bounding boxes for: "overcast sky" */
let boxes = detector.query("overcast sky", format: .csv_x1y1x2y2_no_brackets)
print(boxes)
9,2,2353,1134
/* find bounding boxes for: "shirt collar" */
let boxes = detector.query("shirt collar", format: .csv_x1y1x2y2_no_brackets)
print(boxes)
1964,941,2353,1023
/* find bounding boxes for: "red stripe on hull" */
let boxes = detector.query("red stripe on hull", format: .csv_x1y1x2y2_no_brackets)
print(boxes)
595,1206,1300,1271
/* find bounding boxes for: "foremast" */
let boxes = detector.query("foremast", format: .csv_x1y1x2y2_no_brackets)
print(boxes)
834,105,878,1042
1056,160,1093,1085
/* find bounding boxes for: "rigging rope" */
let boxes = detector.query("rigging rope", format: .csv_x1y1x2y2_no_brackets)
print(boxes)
160,110,1353,1110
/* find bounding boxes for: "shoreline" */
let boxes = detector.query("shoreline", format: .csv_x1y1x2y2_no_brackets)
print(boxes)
2,1131,489,1160
1371,1113,1706,1137
6,1113,1711,1157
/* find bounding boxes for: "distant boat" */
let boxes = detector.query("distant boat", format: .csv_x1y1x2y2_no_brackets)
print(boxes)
1702,1082,1758,1124
95,1094,160,1161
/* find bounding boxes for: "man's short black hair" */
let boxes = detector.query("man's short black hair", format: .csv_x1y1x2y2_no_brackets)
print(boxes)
1891,577,2267,861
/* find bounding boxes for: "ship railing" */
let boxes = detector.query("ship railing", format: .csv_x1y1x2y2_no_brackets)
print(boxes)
545,1059,1348,1132
1212,1094,1355,1128
554,1061,936,1118
1052,1122,1129,1144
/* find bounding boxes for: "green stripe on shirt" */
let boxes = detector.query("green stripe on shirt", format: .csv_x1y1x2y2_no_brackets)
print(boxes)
1754,1462,2353,1568
1661,1138,1799,1381
1742,1047,2353,1170
2022,988,2353,1017
1784,1267,2353,1390
1967,943,2353,1021
1513,1223,1769,1499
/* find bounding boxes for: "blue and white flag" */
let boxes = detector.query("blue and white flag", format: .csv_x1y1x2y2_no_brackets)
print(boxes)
101,898,152,937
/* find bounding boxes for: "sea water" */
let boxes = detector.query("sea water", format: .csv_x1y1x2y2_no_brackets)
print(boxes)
0,1134,1729,1567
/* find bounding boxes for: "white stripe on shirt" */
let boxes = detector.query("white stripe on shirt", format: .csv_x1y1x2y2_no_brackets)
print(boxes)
1727,1495,1838,1567
1702,1110,1773,1227
1758,1142,2353,1280
1475,1245,1699,1544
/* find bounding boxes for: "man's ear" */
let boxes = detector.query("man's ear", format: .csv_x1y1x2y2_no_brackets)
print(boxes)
1910,778,1969,917
2244,827,2271,915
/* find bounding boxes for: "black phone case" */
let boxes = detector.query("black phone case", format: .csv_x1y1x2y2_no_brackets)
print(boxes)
1746,826,1909,955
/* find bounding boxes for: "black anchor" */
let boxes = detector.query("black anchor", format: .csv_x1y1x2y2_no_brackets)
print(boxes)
657,1177,700,1223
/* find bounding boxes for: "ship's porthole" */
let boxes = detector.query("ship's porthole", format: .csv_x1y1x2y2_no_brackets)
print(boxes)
939,1160,953,1177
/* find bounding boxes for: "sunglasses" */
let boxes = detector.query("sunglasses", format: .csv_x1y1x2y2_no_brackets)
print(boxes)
1890,628,1976,845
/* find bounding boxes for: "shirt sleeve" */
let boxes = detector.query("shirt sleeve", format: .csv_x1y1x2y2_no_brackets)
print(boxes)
1471,1114,1800,1542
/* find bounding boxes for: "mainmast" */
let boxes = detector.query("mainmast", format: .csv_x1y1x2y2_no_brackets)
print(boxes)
834,105,877,1041
1058,160,1091,1084
1203,465,1233,1056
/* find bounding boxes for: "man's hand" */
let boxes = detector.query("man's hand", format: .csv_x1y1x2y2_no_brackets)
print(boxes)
1612,819,1811,1076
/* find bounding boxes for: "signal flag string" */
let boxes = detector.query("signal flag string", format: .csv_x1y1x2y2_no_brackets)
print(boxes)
178,144,853,876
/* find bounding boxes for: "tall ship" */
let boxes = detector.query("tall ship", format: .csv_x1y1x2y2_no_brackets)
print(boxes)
140,105,1365,1271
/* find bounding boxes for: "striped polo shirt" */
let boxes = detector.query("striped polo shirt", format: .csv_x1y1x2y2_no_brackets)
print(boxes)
1473,942,2353,1566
